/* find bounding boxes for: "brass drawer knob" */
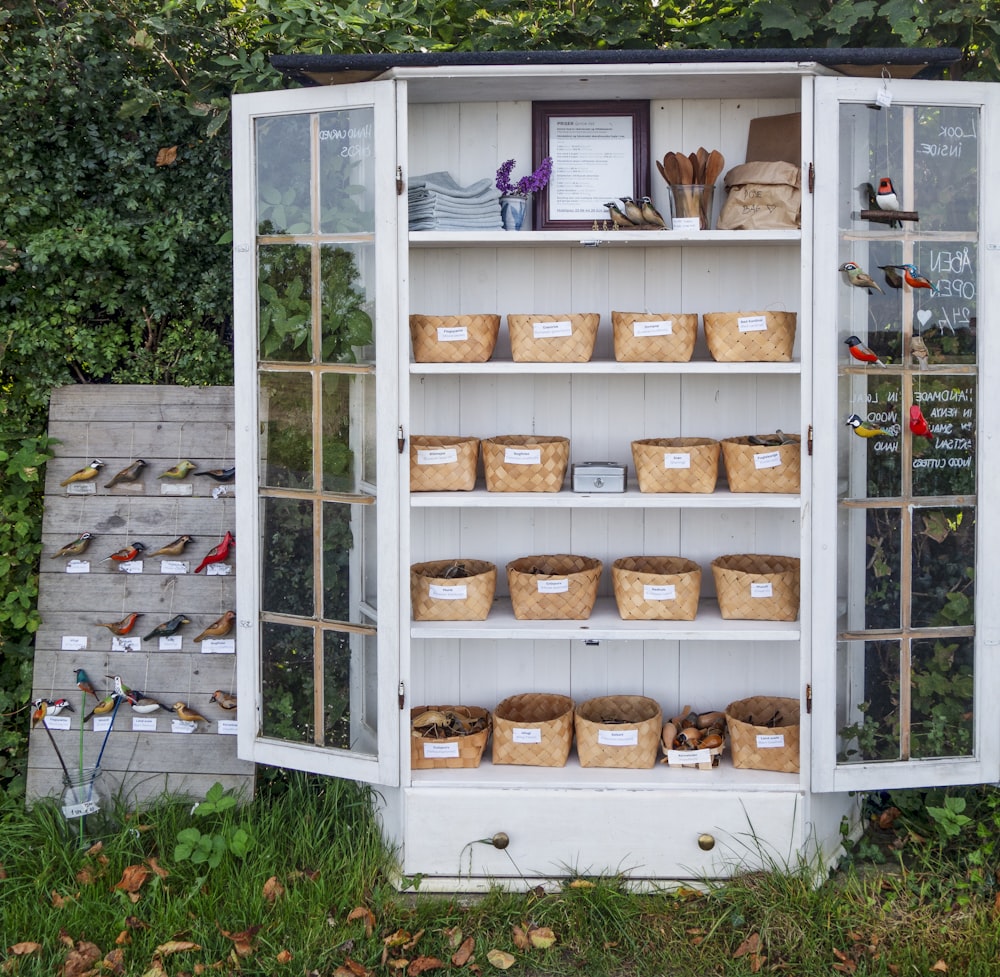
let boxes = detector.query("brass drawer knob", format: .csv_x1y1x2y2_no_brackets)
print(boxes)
698,833,716,851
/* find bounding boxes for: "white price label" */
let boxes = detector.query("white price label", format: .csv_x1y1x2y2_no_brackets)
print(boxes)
512,727,542,744
633,319,673,337
61,635,88,650
206,562,232,575
428,584,468,600
417,448,458,465
217,720,238,735
160,482,193,496
598,728,638,747
159,635,183,651
504,448,541,465
750,582,774,598
756,733,786,749
93,716,113,732
667,748,711,765
737,315,768,333
65,560,91,574
160,560,189,574
663,452,691,469
43,715,72,731
118,561,144,574
533,319,573,338
62,800,100,819
643,584,676,601
112,636,141,653
132,716,157,732
753,450,782,470
201,638,235,655
437,326,468,342
671,217,700,232
537,578,569,594
66,483,97,495
171,719,197,734
423,742,460,758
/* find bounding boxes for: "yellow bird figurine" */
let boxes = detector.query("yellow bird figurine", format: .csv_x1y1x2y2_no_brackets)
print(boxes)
173,702,209,724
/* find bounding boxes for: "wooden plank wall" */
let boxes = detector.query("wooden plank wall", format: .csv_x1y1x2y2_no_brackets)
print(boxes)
27,385,255,808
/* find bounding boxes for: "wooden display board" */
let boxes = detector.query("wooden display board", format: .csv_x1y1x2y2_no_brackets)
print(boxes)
26,385,254,807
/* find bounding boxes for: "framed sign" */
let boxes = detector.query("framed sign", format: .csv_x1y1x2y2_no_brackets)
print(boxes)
532,101,650,230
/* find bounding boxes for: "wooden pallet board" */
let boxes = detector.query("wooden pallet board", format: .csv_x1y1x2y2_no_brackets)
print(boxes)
27,385,255,809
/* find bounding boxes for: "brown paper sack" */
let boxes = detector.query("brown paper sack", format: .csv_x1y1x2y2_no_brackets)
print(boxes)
717,161,801,230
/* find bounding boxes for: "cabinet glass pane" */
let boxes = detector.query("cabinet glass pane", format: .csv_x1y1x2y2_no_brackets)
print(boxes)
260,371,312,490
320,243,375,364
256,115,311,235
834,98,980,772
261,621,314,741
259,244,312,362
319,108,375,234
261,497,314,618
323,627,377,755
323,501,377,622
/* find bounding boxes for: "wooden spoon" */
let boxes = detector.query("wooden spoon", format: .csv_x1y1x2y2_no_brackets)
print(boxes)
696,147,709,181
676,152,694,185
704,149,725,188
661,153,683,186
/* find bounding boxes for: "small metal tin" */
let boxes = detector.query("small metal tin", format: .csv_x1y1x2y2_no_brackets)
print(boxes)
572,462,627,493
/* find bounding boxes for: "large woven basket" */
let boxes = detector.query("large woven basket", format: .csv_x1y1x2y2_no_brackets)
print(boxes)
410,314,500,363
631,438,720,493
612,556,702,621
482,435,569,492
575,695,662,769
410,435,480,492
711,554,800,621
410,559,497,621
703,311,796,362
410,705,491,770
492,693,575,767
507,313,600,362
721,435,800,493
726,695,800,773
612,311,698,362
507,554,602,620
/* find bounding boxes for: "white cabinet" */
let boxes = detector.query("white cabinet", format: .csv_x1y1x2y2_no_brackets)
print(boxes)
232,58,999,889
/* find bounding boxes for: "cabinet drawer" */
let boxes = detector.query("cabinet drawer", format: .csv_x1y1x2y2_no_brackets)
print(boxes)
402,787,802,883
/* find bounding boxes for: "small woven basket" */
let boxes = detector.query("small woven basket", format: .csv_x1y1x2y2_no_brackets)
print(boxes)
631,438,720,493
410,705,492,770
575,695,662,769
721,435,800,493
410,560,497,621
703,311,796,362
410,435,480,492
726,695,800,773
507,313,600,362
612,556,702,621
492,693,575,767
410,314,500,363
711,554,800,621
482,435,569,493
612,311,698,362
507,554,602,620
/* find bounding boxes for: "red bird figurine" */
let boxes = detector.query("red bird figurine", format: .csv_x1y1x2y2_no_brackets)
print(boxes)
900,263,938,294
844,335,886,368
194,531,235,573
909,404,933,439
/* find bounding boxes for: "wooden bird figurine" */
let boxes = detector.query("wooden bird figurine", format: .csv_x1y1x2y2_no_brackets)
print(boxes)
148,534,194,557
878,264,904,289
173,702,209,724
46,698,74,716
839,261,883,294
51,532,93,559
844,335,886,368
194,531,234,573
31,699,47,728
59,459,104,487
846,413,890,438
899,263,938,294
194,466,235,483
158,460,196,479
604,201,635,228
909,404,933,439
193,610,236,643
84,694,119,723
210,690,238,711
75,668,99,699
639,196,667,227
620,195,645,224
143,613,190,642
104,459,147,488
910,334,929,369
101,541,146,564
96,612,142,636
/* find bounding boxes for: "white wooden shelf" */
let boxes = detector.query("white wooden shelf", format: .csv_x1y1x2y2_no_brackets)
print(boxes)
410,358,802,376
409,230,801,248
411,598,800,641
410,485,800,508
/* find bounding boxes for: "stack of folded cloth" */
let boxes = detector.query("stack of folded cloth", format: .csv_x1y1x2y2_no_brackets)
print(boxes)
408,172,502,231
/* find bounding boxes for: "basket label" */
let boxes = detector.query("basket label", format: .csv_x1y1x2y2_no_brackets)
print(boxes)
672,217,700,232
634,319,673,337
423,742,460,758
750,582,773,598
598,728,638,746
437,326,468,342
429,584,467,600
663,452,691,469
753,450,782,469
644,584,676,601
737,314,768,333
667,748,710,765
512,727,542,743
505,448,541,465
756,733,785,749
537,578,569,594
533,319,573,339
417,448,458,465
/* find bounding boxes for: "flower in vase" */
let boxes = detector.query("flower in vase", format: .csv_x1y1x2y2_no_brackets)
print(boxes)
496,157,553,196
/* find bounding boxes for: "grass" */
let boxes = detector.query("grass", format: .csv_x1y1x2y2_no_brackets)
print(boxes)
2,777,1000,975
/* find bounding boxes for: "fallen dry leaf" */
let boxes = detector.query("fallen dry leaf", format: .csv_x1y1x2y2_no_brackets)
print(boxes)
156,940,201,955
931,963,948,973
140,959,168,977
407,956,443,976
276,949,293,964
878,806,902,830
511,926,530,951
386,960,409,971
734,933,761,959
567,878,595,889
103,947,126,974
7,943,42,956
347,905,376,937
218,924,260,957
443,927,463,950
528,926,556,950
452,936,475,967
403,930,425,951
51,890,77,908
125,916,151,931
486,949,514,970
84,841,104,857
342,957,370,977
62,940,103,977
156,146,178,167
384,929,412,948
114,864,151,894
58,930,74,948
262,875,286,903
146,857,169,879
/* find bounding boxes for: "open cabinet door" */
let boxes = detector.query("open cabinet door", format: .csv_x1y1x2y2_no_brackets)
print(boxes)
231,82,401,786
812,75,1000,793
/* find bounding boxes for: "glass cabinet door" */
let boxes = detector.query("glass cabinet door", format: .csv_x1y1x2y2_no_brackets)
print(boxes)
231,83,400,786
812,77,1000,793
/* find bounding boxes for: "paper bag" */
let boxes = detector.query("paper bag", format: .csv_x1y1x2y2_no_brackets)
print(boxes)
717,161,801,230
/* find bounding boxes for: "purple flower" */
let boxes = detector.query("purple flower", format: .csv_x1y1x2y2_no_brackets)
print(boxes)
496,157,553,196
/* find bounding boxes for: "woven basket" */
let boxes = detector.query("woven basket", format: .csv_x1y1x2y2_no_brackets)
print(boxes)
507,554,602,620
492,693,575,767
631,438,720,493
703,311,796,362
612,556,702,621
507,313,600,362
726,695,800,773
482,435,569,493
711,554,800,621
410,435,480,492
410,705,491,770
410,560,496,621
575,695,662,769
612,311,698,362
410,314,500,363
721,435,800,493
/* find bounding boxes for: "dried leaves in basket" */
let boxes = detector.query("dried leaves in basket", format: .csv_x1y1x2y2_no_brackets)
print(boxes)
411,708,489,739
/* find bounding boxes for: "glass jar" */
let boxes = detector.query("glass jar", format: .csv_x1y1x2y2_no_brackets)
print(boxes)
61,767,115,837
